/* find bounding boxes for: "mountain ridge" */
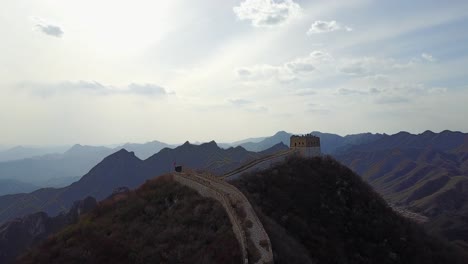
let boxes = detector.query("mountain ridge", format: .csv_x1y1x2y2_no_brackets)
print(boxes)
0,142,285,224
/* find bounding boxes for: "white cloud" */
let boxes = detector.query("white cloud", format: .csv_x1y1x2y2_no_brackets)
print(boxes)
17,81,171,98
339,57,410,76
307,20,351,34
421,53,436,62
236,64,296,83
233,0,302,27
237,50,332,82
229,98,252,106
32,17,64,38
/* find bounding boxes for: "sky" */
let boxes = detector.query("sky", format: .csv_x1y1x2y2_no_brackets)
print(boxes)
1,0,468,146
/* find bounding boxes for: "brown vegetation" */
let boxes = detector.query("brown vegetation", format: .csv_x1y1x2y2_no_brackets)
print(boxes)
17,175,241,264
233,156,468,264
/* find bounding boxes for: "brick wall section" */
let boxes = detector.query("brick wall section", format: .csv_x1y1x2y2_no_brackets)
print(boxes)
222,149,295,179
173,172,274,264
205,175,274,263
173,173,249,264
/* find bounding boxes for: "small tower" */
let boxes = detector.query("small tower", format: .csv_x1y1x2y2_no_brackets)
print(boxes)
290,134,321,157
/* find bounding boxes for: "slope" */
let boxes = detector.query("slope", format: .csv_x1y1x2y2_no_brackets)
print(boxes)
0,197,97,264
336,130,468,246
17,175,241,264
233,156,468,264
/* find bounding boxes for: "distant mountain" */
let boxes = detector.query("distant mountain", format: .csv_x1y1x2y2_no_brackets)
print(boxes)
0,196,97,264
231,135,268,145
310,131,384,154
239,131,291,152
336,130,468,247
0,142,277,223
236,131,383,154
0,146,69,162
118,140,176,160
0,179,38,196
0,145,116,185
0,141,178,187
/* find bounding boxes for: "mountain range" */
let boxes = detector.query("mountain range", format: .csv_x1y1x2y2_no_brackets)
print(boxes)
16,156,468,264
0,141,176,193
0,142,285,224
0,131,381,192
336,130,468,247
236,130,384,154
0,146,70,162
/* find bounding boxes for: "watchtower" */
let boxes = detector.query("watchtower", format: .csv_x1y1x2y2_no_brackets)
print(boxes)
290,134,321,157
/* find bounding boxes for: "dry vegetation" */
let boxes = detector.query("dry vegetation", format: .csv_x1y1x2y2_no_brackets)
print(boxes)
233,156,468,264
17,175,242,264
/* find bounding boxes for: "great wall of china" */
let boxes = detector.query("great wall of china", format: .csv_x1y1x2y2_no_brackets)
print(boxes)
170,135,321,263
173,169,275,264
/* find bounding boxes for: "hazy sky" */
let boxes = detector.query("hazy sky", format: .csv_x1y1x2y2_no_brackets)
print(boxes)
1,0,467,145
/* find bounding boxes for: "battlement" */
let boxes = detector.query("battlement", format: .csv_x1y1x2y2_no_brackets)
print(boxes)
290,134,321,157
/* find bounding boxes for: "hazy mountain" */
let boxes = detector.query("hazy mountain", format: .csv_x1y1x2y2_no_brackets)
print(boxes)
310,131,384,154
17,157,468,264
336,130,468,247
0,141,178,188
231,135,268,145
38,176,81,188
236,130,383,154
0,142,276,223
239,131,291,152
0,146,69,162
0,179,38,196
0,145,116,185
0,197,97,264
118,140,176,160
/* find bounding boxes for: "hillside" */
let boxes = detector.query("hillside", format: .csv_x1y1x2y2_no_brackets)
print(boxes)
17,175,241,264
233,156,468,263
17,156,468,264
336,130,468,247
0,142,275,224
0,197,97,264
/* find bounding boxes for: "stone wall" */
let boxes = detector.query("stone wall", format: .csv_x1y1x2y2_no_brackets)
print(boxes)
173,173,249,264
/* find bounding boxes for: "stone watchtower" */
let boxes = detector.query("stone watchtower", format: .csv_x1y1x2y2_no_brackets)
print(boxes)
290,134,321,157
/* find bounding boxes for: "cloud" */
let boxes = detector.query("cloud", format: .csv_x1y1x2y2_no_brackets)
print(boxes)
307,103,330,114
236,64,296,83
375,96,409,104
237,50,332,82
227,98,267,113
339,57,409,76
307,20,352,34
32,18,64,38
294,88,317,96
127,83,168,96
421,53,436,62
18,81,171,98
233,0,301,27
229,98,253,106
